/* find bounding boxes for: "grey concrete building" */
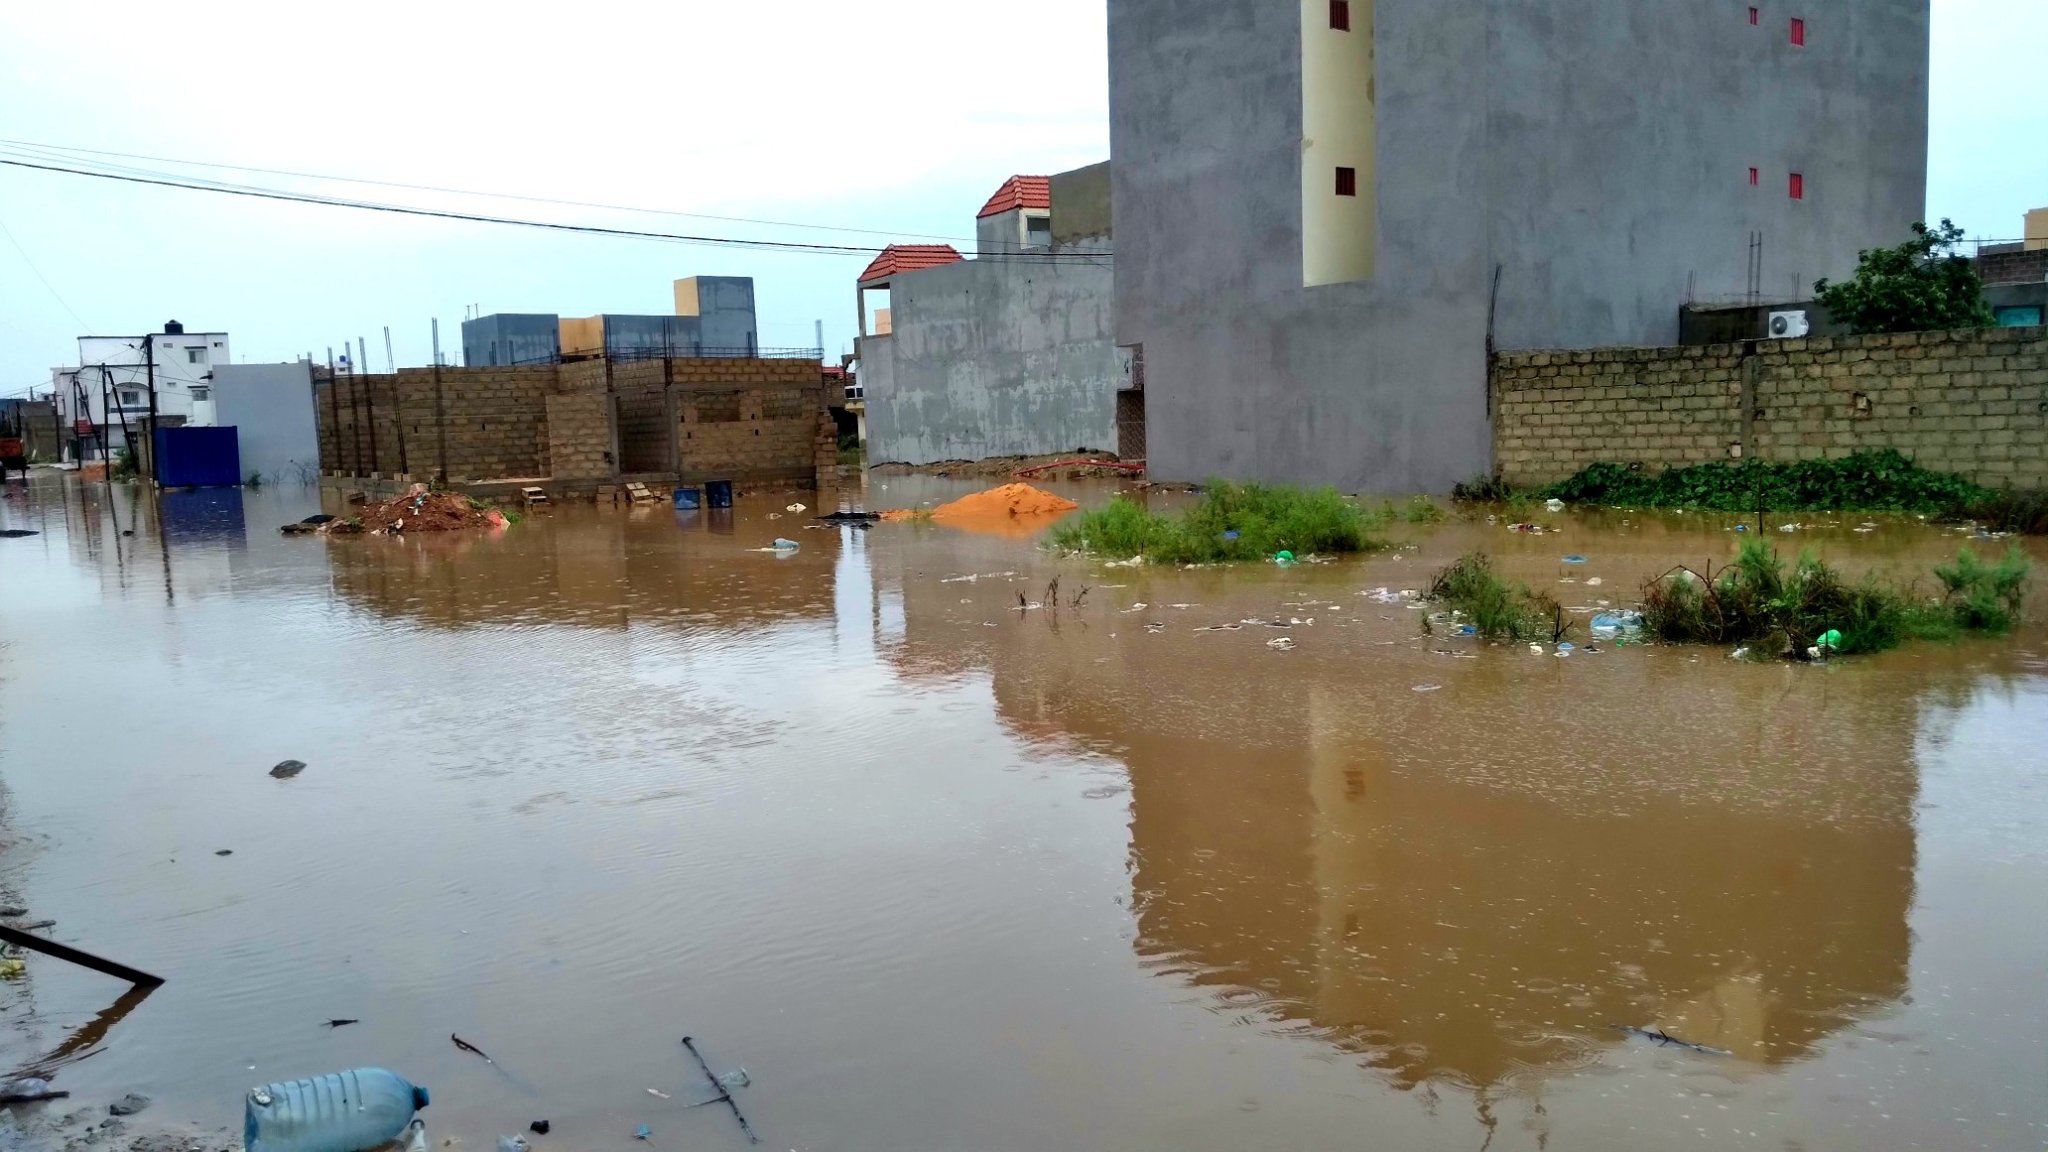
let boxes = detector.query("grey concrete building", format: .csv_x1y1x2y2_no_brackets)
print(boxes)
212,362,320,484
1109,0,1930,491
857,168,1122,465
461,313,561,367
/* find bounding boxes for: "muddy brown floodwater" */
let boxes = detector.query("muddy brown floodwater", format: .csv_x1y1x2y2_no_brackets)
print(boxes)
1,474,2046,1152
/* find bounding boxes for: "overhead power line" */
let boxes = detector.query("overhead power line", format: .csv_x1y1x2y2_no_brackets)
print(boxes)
0,147,1113,262
0,136,993,248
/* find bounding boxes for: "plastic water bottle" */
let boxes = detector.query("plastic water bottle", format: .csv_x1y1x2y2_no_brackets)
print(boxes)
245,1069,430,1152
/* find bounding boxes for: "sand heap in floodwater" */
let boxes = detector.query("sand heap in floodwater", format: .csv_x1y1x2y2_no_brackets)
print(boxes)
881,483,1079,537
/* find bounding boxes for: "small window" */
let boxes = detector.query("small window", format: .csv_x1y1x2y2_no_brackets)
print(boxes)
188,386,210,402
1789,172,1805,200
1748,6,1760,25
1790,17,1805,45
118,389,142,406
186,347,207,364
1329,0,1350,31
1749,167,1760,186
1335,166,1357,197
1994,305,2044,328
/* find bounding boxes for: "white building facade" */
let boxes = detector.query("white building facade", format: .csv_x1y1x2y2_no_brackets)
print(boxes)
52,322,230,459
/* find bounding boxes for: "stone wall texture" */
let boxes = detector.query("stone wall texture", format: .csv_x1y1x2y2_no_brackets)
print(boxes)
316,357,834,490
1493,326,2048,490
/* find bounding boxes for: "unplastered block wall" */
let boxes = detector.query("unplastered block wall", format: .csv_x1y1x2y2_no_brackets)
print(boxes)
673,358,834,485
546,393,615,481
319,366,558,480
1494,327,2048,489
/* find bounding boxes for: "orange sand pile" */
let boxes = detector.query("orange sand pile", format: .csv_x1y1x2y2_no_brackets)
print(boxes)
879,483,1079,537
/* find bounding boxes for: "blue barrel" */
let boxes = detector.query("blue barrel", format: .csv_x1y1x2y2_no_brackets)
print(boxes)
705,480,734,508
245,1068,430,1152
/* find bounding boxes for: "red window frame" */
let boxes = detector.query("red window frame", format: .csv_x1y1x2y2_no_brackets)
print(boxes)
1335,167,1358,197
1789,172,1805,200
1329,0,1350,30
1790,17,1806,45
1749,167,1760,187
1748,7,1760,25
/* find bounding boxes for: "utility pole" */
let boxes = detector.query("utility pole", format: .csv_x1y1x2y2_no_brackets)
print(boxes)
143,333,159,484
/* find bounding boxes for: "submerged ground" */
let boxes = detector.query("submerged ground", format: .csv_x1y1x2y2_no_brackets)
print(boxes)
1,474,2044,1152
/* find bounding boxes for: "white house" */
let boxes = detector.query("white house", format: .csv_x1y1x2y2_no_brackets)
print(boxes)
52,321,230,460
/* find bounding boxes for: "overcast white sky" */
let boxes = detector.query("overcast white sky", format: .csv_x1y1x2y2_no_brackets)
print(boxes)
1,0,2042,396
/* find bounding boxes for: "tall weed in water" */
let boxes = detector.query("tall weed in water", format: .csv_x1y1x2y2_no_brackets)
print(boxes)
1049,481,1384,563
1642,540,2029,658
1425,554,1572,642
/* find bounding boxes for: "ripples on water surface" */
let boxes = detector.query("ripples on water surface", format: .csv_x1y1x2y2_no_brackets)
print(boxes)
1,476,2045,1151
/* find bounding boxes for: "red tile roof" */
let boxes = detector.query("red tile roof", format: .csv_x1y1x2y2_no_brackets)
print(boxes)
859,244,963,285
976,175,1052,219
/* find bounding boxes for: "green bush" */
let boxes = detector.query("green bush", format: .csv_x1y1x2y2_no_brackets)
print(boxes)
1387,495,1446,524
1425,554,1572,642
1643,540,2028,658
1814,219,1994,336
1542,450,1988,514
1049,481,1383,563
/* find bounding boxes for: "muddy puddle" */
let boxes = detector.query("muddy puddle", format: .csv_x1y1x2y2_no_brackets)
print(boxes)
1,474,2045,1151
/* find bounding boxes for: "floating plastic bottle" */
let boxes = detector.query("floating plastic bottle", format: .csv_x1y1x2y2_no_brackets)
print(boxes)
245,1068,430,1152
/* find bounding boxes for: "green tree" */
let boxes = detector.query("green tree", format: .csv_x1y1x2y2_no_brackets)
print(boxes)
1813,219,1995,336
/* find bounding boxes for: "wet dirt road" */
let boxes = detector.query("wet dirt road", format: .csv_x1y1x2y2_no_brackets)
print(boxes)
1,475,2045,1151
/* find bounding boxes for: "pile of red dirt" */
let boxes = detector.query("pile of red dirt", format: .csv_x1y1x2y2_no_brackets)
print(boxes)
880,483,1079,537
347,487,505,533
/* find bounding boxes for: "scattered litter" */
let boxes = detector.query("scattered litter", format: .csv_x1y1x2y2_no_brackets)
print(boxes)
1121,603,1149,613
1561,555,1587,565
1817,628,1843,651
451,1034,494,1063
1273,550,1295,566
1195,624,1244,632
1589,611,1645,638
0,1077,65,1104
647,1089,670,1100
1412,684,1442,693
1530,644,1544,655
1102,556,1146,568
0,958,24,980
786,503,806,513
246,1068,428,1152
1778,523,1799,533
680,1036,758,1145
771,538,799,552
634,1128,652,1143
1222,530,1240,541
1733,524,1749,533
1585,577,1603,587
1267,637,1296,650
0,530,41,539
1545,498,1566,512
1508,522,1546,534
270,760,307,779
107,1094,151,1117
215,849,233,857
1555,642,1576,657
14,919,53,931
942,571,1020,584
1611,1024,1732,1057
1731,647,1752,659
765,512,782,520
528,1123,550,1136
495,1138,527,1152
323,1019,360,1029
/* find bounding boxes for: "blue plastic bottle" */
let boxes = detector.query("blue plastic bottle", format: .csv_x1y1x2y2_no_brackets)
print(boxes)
245,1068,430,1152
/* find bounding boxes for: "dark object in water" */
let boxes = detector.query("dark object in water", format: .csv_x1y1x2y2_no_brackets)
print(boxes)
0,1078,68,1105
814,511,881,524
270,760,307,779
1611,1024,1732,1056
215,850,233,857
680,1037,758,1145
451,1034,493,1063
528,1122,550,1136
302,514,336,524
323,1019,359,1029
0,529,38,538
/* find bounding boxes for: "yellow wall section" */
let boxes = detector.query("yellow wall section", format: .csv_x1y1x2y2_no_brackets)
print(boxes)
1301,0,1375,287
673,278,703,316
2026,208,2047,252
559,316,605,357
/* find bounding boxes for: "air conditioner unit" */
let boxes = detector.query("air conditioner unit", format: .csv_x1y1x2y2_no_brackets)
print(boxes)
1768,310,1811,339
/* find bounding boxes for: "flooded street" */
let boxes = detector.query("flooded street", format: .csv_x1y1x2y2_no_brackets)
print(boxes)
3,476,2046,1151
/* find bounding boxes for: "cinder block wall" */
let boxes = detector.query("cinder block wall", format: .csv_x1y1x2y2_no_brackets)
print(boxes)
317,357,835,488
1494,327,2048,489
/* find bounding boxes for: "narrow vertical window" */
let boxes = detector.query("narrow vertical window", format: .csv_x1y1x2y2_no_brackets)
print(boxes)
1749,167,1760,187
1329,0,1349,30
1748,7,1760,25
1790,17,1805,45
1335,167,1357,197
1789,172,1805,200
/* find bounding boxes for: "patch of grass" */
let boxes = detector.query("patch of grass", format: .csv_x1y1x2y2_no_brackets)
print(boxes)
1386,495,1446,524
1541,450,1988,515
1643,540,2029,658
1049,480,1384,564
1953,488,2048,536
907,506,936,525
1451,474,1517,504
1424,553,1573,642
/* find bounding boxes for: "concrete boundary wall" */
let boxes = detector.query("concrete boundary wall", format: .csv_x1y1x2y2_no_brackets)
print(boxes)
1493,326,2048,489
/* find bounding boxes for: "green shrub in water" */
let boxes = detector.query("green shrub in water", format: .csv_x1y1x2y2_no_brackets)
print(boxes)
1643,540,2029,658
1049,481,1383,563
1424,553,1572,642
1386,495,1446,524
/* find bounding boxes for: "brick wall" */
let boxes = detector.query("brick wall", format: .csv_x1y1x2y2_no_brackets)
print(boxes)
316,356,836,488
1978,248,2048,287
1494,327,2048,489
